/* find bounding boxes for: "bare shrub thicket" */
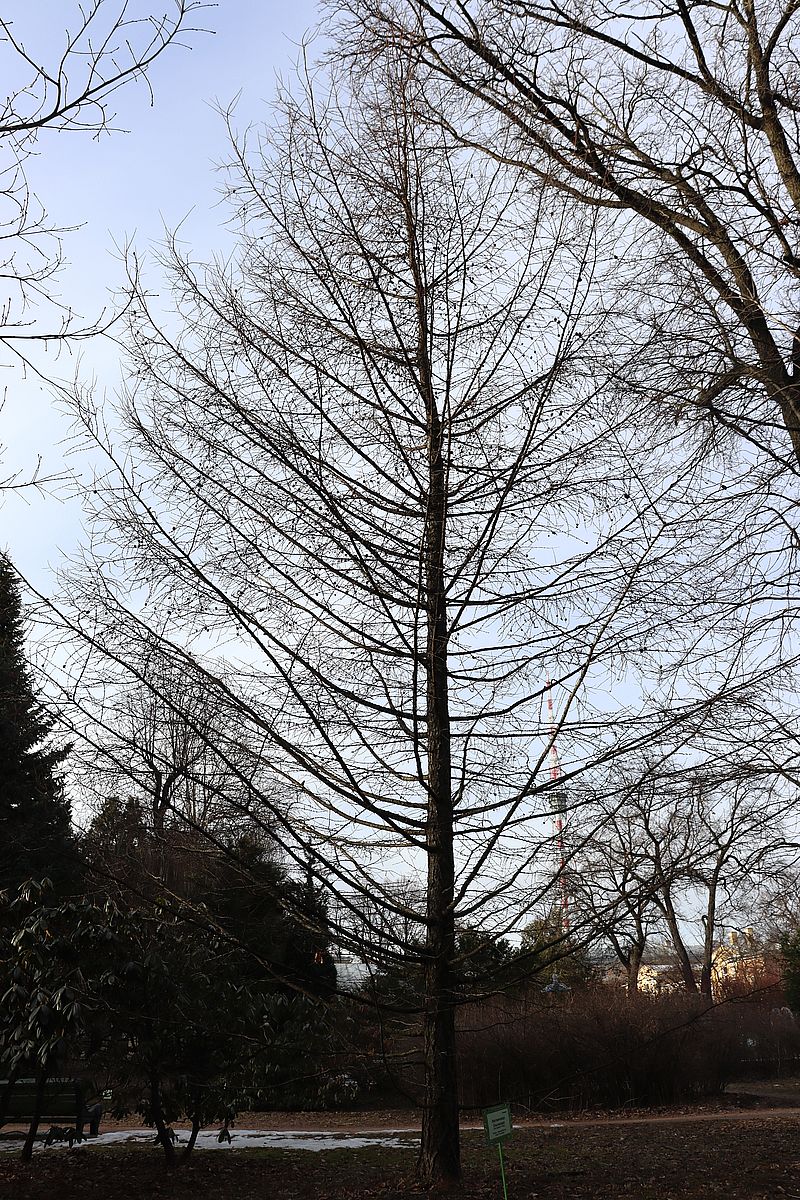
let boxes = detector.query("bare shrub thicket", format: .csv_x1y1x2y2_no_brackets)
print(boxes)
454,990,800,1111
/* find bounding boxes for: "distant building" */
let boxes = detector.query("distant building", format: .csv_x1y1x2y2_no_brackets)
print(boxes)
593,933,785,999
594,946,703,994
711,928,783,1002
637,960,686,995
332,951,372,992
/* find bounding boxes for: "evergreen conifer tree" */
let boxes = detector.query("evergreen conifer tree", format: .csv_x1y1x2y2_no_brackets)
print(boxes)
0,554,74,892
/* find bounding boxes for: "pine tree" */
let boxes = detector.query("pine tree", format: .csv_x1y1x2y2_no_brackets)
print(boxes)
0,554,74,893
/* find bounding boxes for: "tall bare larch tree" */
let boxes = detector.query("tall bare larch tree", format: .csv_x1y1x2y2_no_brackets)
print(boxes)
34,44,704,1184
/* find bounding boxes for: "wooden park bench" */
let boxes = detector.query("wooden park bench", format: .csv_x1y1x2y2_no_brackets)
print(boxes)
0,1077,103,1139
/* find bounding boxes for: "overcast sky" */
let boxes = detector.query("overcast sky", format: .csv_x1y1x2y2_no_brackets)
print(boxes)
2,0,320,586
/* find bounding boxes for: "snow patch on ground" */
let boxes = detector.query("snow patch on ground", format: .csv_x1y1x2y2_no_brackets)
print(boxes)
0,1128,420,1154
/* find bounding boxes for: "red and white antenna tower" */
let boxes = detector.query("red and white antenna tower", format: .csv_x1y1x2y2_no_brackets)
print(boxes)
546,679,570,933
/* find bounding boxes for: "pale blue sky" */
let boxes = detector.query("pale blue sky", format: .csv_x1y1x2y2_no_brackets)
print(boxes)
3,0,321,585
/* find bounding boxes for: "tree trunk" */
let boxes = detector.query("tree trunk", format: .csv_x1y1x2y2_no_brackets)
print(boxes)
767,363,800,469
181,1112,202,1163
661,891,698,993
418,341,460,1190
421,939,459,1190
149,1074,176,1167
20,1070,48,1163
627,943,643,994
700,870,721,998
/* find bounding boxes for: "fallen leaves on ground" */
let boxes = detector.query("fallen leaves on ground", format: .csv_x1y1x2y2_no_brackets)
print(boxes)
1,1114,800,1199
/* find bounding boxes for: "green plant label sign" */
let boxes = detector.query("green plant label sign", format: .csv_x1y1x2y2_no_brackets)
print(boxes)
482,1102,513,1145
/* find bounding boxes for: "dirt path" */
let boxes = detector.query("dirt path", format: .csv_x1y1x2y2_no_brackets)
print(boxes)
513,1104,800,1128
6,1096,800,1139
89,1100,800,1135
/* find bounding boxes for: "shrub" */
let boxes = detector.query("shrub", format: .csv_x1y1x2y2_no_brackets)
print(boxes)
453,986,800,1111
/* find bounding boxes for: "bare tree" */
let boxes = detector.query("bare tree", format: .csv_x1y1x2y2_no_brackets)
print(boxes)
687,775,794,995
0,0,208,490
69,649,270,839
573,751,797,996
569,796,659,993
31,43,699,1185
347,0,800,471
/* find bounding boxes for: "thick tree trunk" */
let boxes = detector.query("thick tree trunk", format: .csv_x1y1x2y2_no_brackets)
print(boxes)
20,1070,47,1163
766,359,800,469
700,871,721,998
627,943,643,994
418,364,460,1189
421,736,459,1192
181,1112,202,1163
149,1074,176,1167
661,891,698,994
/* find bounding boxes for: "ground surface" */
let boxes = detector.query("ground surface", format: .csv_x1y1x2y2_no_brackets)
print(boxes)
3,1104,800,1199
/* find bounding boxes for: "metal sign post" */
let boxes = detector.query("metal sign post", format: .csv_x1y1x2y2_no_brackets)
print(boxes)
482,1103,513,1200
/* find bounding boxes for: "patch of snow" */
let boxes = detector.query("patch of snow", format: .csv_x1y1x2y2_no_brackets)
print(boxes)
0,1128,419,1154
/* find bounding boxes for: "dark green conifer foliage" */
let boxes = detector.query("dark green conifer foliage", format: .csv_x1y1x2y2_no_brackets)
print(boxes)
0,555,73,892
